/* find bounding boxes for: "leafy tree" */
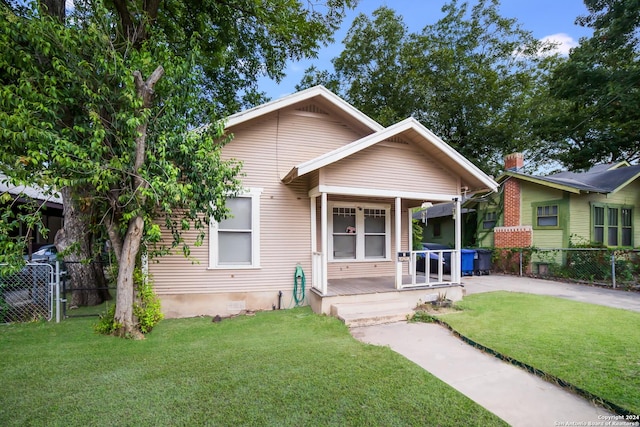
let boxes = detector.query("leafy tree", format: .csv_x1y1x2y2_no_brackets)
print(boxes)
539,0,640,170
0,0,354,337
298,0,555,175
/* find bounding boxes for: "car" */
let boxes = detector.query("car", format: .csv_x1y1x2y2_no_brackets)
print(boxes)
25,244,59,263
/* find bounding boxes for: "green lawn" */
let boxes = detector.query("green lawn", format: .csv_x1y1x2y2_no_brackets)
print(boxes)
0,307,505,427
436,291,640,414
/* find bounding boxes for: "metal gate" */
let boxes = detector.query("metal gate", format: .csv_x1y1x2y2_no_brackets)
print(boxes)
1,262,58,324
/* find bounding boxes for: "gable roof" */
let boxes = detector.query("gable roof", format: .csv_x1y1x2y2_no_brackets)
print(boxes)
282,117,499,193
225,85,384,132
499,162,640,195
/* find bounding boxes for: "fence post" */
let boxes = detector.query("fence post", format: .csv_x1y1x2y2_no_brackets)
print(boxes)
519,249,523,277
611,254,616,289
55,261,61,323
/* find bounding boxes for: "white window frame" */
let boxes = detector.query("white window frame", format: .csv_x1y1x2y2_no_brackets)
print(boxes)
328,201,391,262
209,188,262,269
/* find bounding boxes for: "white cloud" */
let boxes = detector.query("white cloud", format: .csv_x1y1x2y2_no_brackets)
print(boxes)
540,33,579,56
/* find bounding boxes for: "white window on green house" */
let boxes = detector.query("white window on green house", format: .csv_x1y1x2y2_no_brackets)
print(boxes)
209,188,262,268
536,205,558,227
330,203,390,261
482,211,497,230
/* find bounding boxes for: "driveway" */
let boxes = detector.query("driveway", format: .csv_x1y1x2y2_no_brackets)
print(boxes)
461,273,640,312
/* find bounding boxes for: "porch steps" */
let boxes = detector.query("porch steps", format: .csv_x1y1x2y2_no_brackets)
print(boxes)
330,300,415,327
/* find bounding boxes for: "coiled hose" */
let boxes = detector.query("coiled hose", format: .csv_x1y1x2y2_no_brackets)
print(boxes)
293,264,306,306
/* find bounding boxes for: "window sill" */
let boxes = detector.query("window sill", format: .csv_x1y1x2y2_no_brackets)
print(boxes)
329,258,391,263
207,265,262,270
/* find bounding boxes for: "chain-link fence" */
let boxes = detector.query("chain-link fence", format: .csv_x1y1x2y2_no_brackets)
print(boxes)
0,263,55,323
491,247,640,290
60,260,114,318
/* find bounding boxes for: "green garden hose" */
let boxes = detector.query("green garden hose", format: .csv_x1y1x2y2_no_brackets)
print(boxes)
293,265,306,306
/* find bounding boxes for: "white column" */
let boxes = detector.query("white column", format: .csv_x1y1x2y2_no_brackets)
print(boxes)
310,196,317,253
454,197,462,284
395,197,402,289
321,192,328,295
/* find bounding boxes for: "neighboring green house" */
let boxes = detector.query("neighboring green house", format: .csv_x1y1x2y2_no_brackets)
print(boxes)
412,202,476,247
472,153,640,252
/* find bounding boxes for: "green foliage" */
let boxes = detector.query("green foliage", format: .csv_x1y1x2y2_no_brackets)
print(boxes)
1,0,356,333
298,0,556,174
412,218,424,250
132,269,163,334
538,0,640,168
94,268,163,335
411,310,437,323
93,304,120,335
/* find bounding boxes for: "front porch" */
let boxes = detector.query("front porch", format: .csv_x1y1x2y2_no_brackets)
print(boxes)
308,274,464,325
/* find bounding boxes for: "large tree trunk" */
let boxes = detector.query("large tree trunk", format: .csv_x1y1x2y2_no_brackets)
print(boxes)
55,187,110,307
113,215,144,339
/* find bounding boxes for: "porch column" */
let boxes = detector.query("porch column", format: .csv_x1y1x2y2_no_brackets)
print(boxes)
321,192,328,295
453,197,462,284
395,197,402,289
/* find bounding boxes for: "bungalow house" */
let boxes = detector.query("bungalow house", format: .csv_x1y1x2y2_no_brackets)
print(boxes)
149,86,498,319
472,153,640,270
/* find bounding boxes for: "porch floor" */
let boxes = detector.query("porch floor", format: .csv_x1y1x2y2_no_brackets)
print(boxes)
325,274,453,296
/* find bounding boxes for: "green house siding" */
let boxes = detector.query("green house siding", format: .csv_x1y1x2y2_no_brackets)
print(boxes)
423,217,456,247
474,195,501,248
475,175,640,250
520,182,569,248
570,180,640,247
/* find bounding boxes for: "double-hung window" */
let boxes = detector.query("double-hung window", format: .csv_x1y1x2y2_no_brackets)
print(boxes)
592,203,633,247
536,205,559,227
210,188,262,268
330,203,390,261
482,211,497,230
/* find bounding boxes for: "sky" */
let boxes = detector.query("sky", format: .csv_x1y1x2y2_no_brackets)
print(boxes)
259,0,593,99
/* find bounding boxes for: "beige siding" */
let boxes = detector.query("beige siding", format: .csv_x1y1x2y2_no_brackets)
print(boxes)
150,102,377,307
323,141,458,194
226,108,369,181
150,98,473,316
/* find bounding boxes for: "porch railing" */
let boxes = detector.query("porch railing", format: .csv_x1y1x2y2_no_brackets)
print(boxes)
402,250,457,288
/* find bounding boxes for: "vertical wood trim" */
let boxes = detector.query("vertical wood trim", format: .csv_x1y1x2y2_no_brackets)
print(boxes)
454,197,462,283
310,196,317,253
395,197,402,289
321,192,328,295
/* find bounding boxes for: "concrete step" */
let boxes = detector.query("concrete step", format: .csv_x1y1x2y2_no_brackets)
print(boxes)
331,300,414,327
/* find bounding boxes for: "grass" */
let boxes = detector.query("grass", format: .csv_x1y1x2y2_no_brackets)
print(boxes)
0,307,506,427
435,291,640,413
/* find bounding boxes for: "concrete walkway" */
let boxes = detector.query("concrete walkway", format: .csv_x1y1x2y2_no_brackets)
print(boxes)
350,275,640,426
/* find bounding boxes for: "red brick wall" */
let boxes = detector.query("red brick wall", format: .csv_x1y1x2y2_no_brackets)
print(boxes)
493,226,532,248
503,178,521,227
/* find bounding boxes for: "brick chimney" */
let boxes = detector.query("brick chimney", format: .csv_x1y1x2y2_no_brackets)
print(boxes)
494,152,532,251
504,152,524,172
502,153,523,227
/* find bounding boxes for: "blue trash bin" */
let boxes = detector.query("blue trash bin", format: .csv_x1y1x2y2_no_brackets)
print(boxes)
461,249,476,276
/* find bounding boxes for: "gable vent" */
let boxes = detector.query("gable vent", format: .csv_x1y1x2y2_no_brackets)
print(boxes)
385,136,409,145
296,104,329,115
